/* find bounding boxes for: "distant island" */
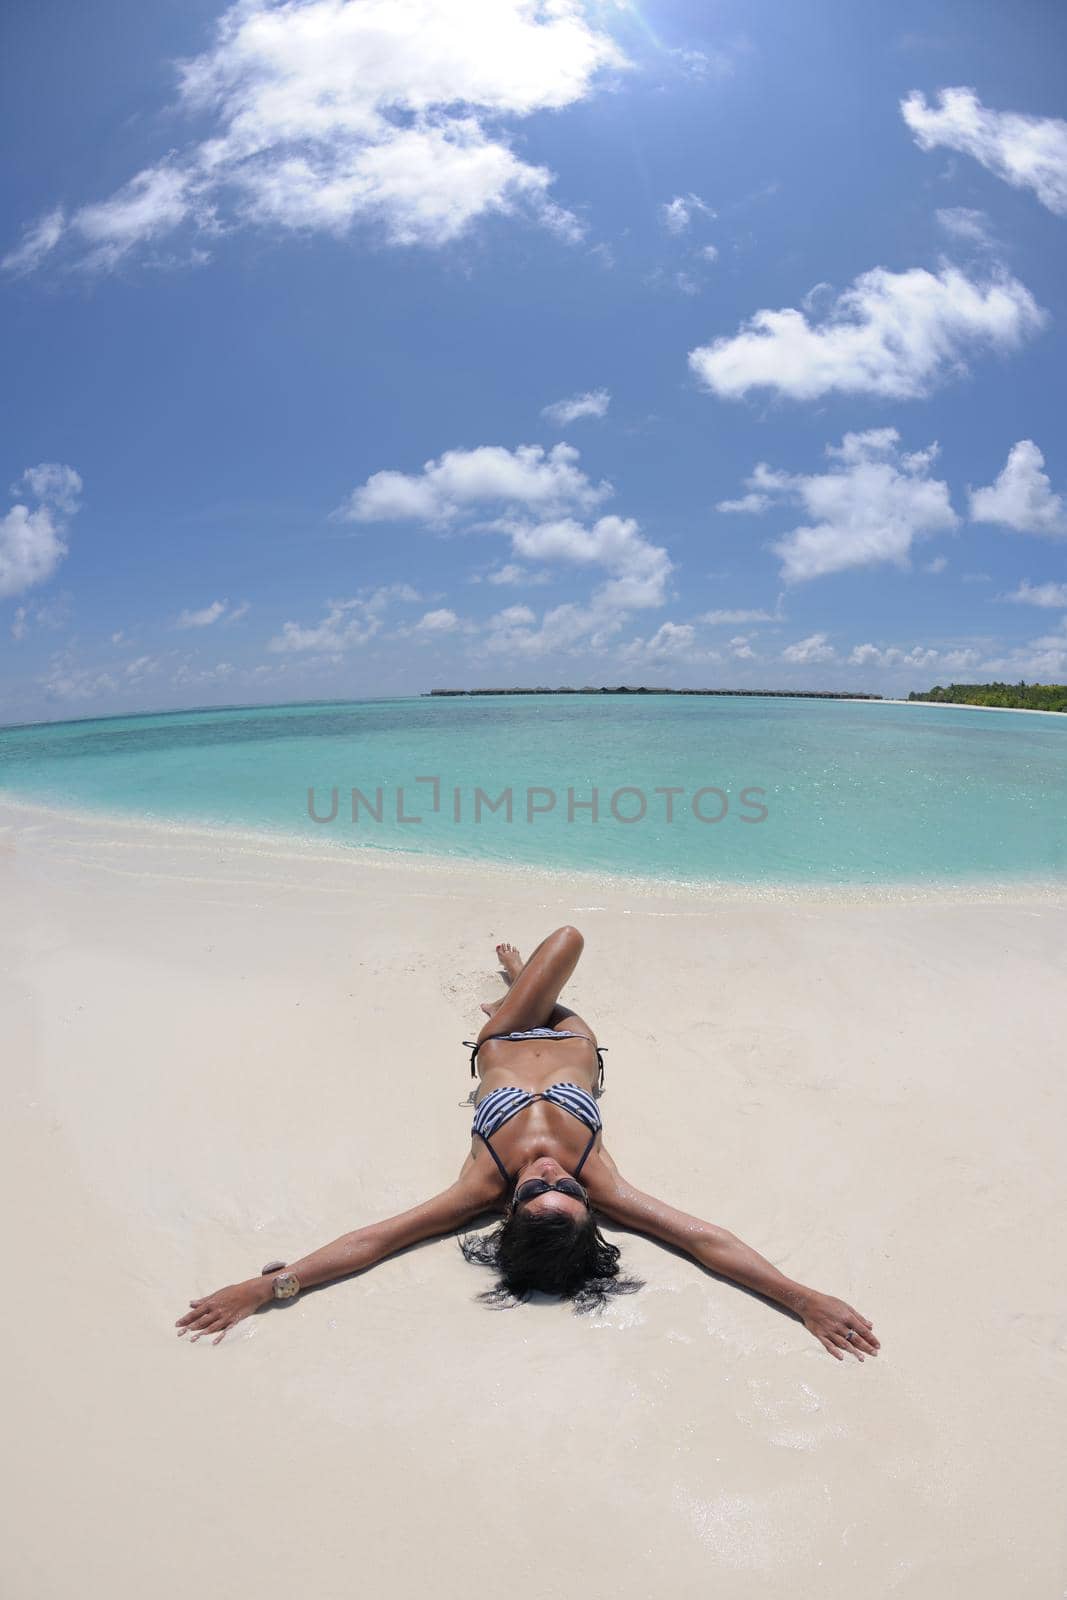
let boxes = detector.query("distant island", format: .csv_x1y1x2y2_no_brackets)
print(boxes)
909,681,1067,713
426,686,881,700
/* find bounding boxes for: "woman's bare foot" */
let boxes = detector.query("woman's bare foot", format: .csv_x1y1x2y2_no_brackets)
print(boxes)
480,942,524,1016
496,942,523,982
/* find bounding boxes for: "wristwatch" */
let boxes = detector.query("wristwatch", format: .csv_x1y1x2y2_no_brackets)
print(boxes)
261,1259,301,1301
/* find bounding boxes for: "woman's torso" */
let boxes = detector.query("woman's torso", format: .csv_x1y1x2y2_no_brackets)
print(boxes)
469,1034,603,1178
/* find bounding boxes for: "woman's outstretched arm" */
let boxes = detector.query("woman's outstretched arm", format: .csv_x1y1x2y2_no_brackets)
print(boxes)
589,1154,880,1362
175,1169,495,1345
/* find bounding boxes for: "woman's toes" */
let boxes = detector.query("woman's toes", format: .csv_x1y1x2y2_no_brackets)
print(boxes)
495,942,523,978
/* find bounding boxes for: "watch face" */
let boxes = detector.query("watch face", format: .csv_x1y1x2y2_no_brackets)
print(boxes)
273,1272,300,1300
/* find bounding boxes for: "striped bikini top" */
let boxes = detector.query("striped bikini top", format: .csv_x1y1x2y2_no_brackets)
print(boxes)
471,1083,602,1190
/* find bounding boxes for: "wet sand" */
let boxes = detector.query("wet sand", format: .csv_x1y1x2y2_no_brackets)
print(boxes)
3,800,1065,1598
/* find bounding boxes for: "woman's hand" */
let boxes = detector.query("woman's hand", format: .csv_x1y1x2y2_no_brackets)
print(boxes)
175,1278,271,1345
801,1291,880,1361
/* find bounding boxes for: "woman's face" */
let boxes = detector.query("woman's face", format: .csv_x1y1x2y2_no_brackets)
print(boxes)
511,1155,589,1221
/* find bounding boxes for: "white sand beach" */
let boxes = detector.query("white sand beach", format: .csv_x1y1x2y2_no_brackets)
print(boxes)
3,799,1065,1599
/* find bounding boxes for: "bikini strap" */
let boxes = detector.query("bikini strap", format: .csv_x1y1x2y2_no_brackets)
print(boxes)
573,1127,598,1180
475,1130,511,1190
463,1033,525,1077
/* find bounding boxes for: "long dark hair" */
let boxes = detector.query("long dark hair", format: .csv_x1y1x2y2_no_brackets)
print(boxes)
458,1203,644,1315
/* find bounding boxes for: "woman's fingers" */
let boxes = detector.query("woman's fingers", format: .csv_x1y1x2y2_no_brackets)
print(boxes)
191,1315,229,1343
176,1296,214,1320
183,1318,216,1339
176,1285,254,1342
841,1305,880,1351
181,1308,220,1338
809,1301,880,1362
176,1306,210,1328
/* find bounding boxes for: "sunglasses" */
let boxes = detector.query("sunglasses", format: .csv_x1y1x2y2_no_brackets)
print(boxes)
512,1176,591,1209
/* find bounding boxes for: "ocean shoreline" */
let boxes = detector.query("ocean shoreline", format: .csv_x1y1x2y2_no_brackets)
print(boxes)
880,696,1067,719
3,790,1065,908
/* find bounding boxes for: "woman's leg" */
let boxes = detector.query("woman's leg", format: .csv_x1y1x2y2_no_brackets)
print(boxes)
482,944,579,1028
475,926,584,1044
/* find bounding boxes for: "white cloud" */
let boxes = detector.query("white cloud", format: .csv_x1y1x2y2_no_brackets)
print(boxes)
728,634,756,659
618,621,702,663
699,243,719,263
7,0,624,273
661,193,716,233
39,659,120,703
484,562,551,585
541,388,610,426
340,442,609,523
175,597,252,627
782,632,836,664
801,280,834,312
715,491,770,514
268,583,421,656
413,607,459,633
902,88,1067,216
924,555,949,573
688,262,1043,401
269,599,382,656
176,599,228,628
13,463,83,516
490,603,536,628
9,595,72,641
978,615,1067,680
969,440,1067,538
1,463,82,600
847,644,882,667
480,599,622,659
847,641,981,674
172,659,238,690
935,206,995,247
74,165,204,271
843,624,1067,683
668,44,747,82
722,429,959,583
363,581,423,609
2,207,66,275
1002,579,1067,608
503,514,671,609
125,654,163,681
700,596,783,624
343,440,671,619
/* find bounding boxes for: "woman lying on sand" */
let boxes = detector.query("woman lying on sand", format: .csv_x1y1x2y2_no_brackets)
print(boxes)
176,926,879,1360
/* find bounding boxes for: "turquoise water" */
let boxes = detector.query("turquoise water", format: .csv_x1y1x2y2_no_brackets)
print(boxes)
1,694,1065,887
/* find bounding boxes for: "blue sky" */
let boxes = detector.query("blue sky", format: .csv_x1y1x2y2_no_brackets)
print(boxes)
2,0,1066,724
